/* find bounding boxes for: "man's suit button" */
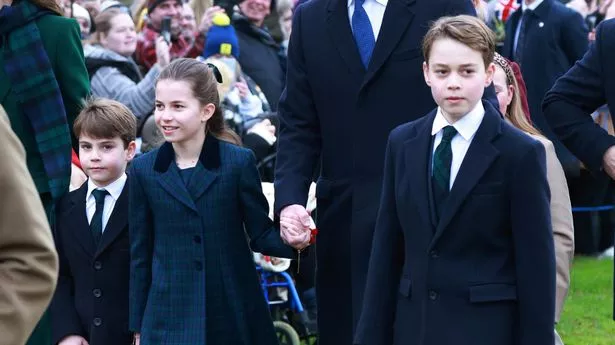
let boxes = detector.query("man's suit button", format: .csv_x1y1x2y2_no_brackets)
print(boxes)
93,289,102,298
194,261,203,271
93,318,102,327
93,261,102,270
430,250,439,258
429,290,438,300
193,235,202,244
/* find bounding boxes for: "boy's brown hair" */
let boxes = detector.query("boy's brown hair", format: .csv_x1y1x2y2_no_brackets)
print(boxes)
422,15,496,68
74,98,137,148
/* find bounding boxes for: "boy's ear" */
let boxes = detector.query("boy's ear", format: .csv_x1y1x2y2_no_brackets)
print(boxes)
126,141,137,161
485,62,496,87
422,61,431,87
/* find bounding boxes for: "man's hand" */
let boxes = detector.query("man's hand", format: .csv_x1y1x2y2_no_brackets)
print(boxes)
603,146,615,179
280,204,311,250
133,333,140,345
59,335,89,345
155,36,171,68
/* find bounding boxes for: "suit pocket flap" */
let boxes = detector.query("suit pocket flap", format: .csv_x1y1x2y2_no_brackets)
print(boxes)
398,277,412,298
316,179,332,199
469,284,517,303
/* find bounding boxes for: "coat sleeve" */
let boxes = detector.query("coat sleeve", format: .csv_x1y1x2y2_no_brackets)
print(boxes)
541,140,574,323
354,130,404,345
52,18,90,144
90,64,160,121
128,162,155,332
510,141,555,345
0,109,59,345
543,21,615,172
240,151,296,259
50,214,85,344
274,4,322,215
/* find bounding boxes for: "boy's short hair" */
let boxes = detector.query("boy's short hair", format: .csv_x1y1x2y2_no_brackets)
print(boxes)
74,98,137,148
422,15,496,68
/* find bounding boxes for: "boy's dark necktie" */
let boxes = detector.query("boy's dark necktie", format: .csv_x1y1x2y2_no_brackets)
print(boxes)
432,126,457,221
91,189,109,245
352,0,375,68
514,10,531,64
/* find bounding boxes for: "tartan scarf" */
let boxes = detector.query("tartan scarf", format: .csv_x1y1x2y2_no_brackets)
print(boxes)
0,0,71,201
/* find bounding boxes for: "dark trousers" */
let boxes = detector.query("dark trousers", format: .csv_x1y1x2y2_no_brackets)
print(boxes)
568,170,615,254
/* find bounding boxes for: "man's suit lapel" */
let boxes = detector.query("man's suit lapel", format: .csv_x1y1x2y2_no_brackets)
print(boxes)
362,0,416,86
404,112,436,231
504,10,521,58
95,182,129,256
326,0,365,73
431,102,502,245
69,183,97,256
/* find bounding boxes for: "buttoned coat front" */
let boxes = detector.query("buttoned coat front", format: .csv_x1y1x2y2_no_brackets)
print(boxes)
129,135,294,345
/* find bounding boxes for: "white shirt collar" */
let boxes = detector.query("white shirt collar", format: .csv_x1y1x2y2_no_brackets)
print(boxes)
522,0,544,12
86,173,127,202
348,0,388,9
431,101,485,141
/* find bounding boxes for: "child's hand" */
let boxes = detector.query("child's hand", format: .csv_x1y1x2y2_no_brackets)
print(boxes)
280,205,311,250
58,335,89,345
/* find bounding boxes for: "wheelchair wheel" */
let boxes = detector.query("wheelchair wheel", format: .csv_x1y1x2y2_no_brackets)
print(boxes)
273,320,301,345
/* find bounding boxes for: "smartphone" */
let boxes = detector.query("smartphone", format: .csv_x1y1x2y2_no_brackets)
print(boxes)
161,16,171,44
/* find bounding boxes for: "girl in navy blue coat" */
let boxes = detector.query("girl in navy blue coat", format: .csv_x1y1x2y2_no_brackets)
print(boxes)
129,58,298,345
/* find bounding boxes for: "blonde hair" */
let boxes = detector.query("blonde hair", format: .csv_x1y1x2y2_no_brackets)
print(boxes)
422,15,496,68
492,53,543,137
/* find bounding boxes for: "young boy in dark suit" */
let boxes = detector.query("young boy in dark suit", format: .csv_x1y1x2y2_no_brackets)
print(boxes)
50,98,137,345
355,15,555,345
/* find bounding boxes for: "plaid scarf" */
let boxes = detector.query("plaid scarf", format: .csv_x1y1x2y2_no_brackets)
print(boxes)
0,1,71,201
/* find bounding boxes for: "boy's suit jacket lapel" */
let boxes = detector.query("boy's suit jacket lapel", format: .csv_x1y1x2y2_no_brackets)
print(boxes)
69,183,97,256
153,136,221,212
95,182,129,257
404,110,437,231
431,102,502,245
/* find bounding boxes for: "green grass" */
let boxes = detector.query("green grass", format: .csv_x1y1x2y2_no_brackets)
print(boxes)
557,257,615,345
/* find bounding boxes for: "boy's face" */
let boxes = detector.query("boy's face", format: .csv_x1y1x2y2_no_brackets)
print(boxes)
79,134,136,187
423,38,495,123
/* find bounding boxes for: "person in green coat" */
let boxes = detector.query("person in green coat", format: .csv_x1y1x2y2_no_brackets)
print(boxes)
0,0,90,343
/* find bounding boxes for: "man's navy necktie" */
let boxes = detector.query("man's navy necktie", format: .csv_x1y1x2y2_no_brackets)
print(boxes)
91,189,108,245
352,0,375,68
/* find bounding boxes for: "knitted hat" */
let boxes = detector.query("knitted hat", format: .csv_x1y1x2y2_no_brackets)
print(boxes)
72,3,91,26
203,13,240,59
147,0,181,13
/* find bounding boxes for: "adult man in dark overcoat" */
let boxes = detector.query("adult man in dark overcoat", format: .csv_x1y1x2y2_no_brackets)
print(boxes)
543,18,615,319
274,1,490,344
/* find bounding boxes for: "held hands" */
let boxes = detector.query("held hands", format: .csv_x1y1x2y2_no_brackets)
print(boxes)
58,335,89,345
280,204,312,250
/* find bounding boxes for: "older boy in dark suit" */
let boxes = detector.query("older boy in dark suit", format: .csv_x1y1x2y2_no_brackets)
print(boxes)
356,15,555,345
50,99,137,345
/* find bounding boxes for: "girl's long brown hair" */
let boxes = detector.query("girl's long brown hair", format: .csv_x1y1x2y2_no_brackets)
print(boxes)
493,53,543,137
157,58,242,145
